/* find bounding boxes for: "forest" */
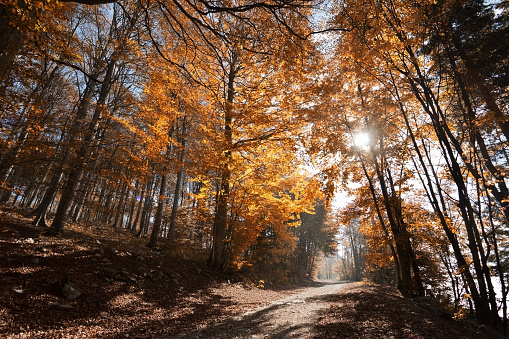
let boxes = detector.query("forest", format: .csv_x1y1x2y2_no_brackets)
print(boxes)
0,0,508,334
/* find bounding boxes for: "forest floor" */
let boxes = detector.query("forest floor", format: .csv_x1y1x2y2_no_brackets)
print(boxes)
0,207,505,338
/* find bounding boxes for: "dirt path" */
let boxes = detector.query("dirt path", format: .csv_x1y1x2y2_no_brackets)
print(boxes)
173,281,354,339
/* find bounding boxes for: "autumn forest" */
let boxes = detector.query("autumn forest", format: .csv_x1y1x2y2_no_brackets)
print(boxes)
0,0,508,333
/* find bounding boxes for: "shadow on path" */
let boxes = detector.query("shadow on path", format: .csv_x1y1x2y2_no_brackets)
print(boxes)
171,281,352,339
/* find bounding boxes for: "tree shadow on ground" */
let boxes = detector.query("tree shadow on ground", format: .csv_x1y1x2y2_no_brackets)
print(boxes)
156,282,352,339
165,302,305,339
0,214,312,338
314,284,503,339
0,216,235,337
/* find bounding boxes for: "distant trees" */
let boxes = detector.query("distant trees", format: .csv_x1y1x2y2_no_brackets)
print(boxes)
245,198,339,286
335,209,367,282
295,200,337,278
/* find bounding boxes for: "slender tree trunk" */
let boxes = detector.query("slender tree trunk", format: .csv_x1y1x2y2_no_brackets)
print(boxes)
147,172,168,248
127,184,139,230
112,184,128,228
209,55,237,270
70,171,94,222
137,178,155,237
169,169,183,235
0,168,20,203
101,188,114,224
33,171,63,227
169,142,186,235
32,69,96,228
50,58,116,233
131,183,147,234
394,54,498,323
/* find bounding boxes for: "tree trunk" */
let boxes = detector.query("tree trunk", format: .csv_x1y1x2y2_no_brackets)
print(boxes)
101,188,114,224
147,172,168,248
70,171,94,222
209,54,237,270
112,184,128,228
0,2,23,93
169,137,186,235
50,57,116,233
127,183,139,230
395,49,498,324
131,183,147,234
32,171,63,227
138,178,155,237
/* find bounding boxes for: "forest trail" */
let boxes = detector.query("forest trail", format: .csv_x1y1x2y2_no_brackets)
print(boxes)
174,281,353,338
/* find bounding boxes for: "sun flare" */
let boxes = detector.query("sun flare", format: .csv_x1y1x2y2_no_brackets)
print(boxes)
353,132,370,148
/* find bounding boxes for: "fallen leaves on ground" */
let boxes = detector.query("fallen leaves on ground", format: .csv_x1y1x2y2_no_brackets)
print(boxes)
0,210,294,338
314,284,503,339
0,209,504,339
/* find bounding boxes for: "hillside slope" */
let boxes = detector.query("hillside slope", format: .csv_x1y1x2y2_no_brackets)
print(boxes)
0,210,503,338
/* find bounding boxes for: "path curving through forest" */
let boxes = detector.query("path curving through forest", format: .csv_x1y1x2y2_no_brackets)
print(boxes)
173,281,353,339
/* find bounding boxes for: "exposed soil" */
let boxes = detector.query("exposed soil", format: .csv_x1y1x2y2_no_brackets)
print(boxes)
0,209,505,338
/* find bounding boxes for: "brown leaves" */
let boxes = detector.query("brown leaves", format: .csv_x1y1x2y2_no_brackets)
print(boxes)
315,283,496,339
